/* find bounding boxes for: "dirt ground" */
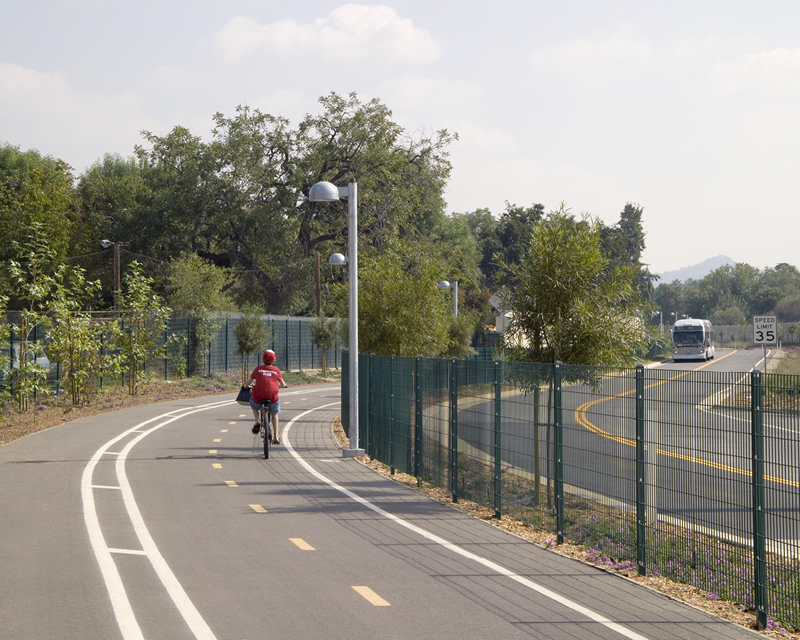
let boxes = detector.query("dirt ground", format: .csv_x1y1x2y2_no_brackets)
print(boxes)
2,382,795,638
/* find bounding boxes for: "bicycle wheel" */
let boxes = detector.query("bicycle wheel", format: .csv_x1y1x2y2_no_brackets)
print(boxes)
262,408,270,459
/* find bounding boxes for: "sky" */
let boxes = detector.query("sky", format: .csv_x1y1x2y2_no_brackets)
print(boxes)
2,0,799,275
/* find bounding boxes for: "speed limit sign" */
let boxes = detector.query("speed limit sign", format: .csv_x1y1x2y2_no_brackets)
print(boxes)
753,315,777,344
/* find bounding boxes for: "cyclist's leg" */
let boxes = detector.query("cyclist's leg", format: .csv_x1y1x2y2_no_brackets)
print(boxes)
249,396,261,433
269,400,280,444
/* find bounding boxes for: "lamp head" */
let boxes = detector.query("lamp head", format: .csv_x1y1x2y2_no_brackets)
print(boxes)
100,239,113,249
309,181,341,202
438,280,450,290
329,253,348,266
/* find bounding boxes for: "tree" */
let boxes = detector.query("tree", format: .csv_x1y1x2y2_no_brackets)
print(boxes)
45,267,119,406
357,249,451,357
110,93,456,315
116,262,171,395
654,279,686,323
0,144,74,266
496,202,545,274
496,207,652,367
600,203,656,301
167,253,233,375
3,224,59,410
233,304,273,384
309,316,344,377
457,208,501,287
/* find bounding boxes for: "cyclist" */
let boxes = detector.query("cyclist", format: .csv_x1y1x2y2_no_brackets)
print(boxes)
247,349,287,443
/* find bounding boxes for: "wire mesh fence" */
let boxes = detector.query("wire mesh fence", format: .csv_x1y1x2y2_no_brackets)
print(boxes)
1,313,344,396
346,354,800,632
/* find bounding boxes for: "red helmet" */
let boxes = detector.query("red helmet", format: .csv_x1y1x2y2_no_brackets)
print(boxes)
263,349,276,364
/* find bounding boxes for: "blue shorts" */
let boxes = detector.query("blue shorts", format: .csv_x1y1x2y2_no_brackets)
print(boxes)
250,397,280,415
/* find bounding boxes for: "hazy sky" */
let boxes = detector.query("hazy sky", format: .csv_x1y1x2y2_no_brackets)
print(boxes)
3,1,799,274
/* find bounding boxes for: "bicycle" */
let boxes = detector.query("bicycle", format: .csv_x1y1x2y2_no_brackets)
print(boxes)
257,399,273,459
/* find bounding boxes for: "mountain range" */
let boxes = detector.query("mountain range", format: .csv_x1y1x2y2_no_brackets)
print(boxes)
654,255,735,283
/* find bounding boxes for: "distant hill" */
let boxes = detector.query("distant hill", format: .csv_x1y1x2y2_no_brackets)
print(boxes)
655,255,735,283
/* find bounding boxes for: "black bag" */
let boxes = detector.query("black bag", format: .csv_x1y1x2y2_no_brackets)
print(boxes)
236,385,252,406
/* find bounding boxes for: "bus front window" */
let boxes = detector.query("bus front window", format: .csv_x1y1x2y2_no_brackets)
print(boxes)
674,330,703,346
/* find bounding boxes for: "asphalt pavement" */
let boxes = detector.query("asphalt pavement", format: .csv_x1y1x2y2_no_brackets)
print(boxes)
0,384,765,640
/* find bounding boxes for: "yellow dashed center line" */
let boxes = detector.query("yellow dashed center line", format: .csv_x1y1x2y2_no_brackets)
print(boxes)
352,586,390,606
229,421,237,425
213,439,221,443
209,449,218,454
221,429,228,433
225,480,238,487
250,504,267,513
212,463,222,469
289,538,315,550
574,351,800,488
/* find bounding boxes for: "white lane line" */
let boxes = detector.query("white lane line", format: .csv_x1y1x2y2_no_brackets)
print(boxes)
110,548,148,556
83,398,233,640
93,485,122,490
282,404,652,640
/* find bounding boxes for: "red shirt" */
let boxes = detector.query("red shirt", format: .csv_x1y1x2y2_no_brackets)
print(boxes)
250,365,283,403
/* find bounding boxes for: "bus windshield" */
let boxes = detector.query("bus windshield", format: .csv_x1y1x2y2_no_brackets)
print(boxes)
673,330,703,346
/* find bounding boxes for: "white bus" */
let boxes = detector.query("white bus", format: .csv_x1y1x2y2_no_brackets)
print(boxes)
671,318,715,362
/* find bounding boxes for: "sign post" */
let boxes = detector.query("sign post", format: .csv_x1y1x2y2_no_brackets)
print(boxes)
753,315,777,373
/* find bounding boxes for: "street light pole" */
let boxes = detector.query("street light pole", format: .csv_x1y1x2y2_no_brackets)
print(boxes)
310,179,364,457
100,239,128,311
438,280,458,316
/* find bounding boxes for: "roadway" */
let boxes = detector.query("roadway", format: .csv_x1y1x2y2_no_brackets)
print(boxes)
0,383,764,639
456,349,799,548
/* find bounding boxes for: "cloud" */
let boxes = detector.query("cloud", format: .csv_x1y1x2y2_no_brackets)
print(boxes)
204,5,442,65
442,120,515,152
714,46,800,97
0,63,157,172
531,25,654,76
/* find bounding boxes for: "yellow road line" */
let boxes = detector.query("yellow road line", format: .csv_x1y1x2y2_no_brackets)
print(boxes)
212,463,222,469
213,438,221,443
352,586,390,606
289,538,315,550
229,421,237,425
225,480,238,487
209,449,218,454
221,429,228,433
574,351,800,488
250,504,267,513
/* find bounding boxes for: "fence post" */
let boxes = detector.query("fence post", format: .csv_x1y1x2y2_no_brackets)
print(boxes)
342,350,349,437
751,369,768,630
8,322,14,398
186,317,191,377
635,363,647,576
389,355,395,474
224,319,228,374
414,356,423,480
554,361,564,544
449,357,459,503
99,330,104,390
494,359,503,519
285,318,290,372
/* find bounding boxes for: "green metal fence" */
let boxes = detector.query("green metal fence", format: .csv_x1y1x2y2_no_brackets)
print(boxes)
1,313,343,395
344,354,800,632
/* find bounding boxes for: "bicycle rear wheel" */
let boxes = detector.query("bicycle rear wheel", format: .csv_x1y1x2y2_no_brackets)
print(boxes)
261,408,270,459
